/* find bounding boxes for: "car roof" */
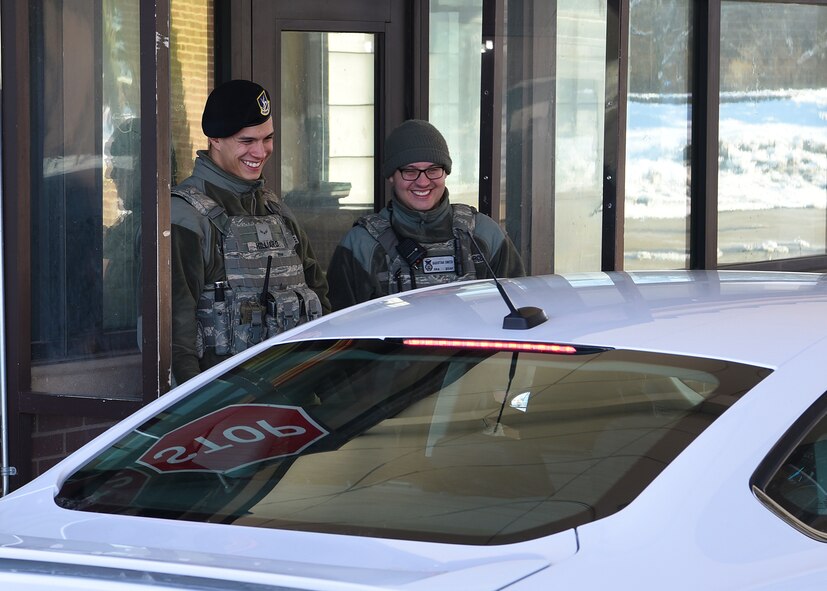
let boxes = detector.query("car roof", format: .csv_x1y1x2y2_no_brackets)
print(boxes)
286,270,827,368
3,270,827,589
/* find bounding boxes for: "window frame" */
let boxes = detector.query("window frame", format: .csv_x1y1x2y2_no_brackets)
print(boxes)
752,391,827,541
0,0,172,488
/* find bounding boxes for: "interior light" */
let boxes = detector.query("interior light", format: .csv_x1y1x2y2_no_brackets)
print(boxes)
402,338,578,354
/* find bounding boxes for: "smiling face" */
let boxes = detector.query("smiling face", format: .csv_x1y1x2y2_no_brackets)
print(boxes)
389,162,447,212
208,118,274,181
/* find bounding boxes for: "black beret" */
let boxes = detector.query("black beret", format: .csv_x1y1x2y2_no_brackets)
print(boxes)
201,80,272,138
382,119,452,178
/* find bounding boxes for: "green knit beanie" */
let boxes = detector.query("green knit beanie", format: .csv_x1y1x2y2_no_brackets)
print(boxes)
382,119,452,178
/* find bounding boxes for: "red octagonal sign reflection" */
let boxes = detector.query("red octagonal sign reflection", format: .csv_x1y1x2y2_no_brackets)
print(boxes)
137,404,328,474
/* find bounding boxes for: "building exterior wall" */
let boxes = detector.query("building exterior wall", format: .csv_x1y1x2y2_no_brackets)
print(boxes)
4,0,827,492
31,417,118,476
170,0,213,184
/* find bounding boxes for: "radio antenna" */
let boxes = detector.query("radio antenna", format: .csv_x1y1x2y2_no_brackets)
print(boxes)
260,255,273,306
465,232,548,330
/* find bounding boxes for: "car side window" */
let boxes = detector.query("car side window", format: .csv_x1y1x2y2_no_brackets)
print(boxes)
756,407,827,538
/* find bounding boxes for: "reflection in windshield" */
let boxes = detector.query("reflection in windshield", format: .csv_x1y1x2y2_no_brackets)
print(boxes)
56,339,770,545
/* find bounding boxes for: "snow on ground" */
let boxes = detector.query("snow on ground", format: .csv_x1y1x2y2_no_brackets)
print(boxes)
624,88,827,220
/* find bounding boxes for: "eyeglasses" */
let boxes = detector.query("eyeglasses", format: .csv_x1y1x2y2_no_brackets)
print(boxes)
398,166,445,181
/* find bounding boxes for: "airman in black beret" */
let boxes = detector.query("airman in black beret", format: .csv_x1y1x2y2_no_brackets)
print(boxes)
169,80,330,385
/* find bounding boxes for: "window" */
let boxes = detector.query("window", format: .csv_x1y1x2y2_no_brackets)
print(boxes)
717,2,827,265
280,31,376,268
429,0,483,208
624,0,693,270
56,338,769,544
30,0,142,399
756,402,827,540
495,0,607,273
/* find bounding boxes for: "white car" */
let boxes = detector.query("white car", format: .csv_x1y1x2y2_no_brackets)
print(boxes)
2,270,827,590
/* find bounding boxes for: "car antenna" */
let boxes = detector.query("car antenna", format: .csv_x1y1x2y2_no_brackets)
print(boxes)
484,351,519,437
464,232,548,330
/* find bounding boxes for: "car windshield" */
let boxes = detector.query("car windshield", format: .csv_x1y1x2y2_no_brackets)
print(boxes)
56,338,770,545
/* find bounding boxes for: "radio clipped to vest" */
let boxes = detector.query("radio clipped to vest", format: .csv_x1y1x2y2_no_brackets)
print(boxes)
358,204,480,295
397,237,427,269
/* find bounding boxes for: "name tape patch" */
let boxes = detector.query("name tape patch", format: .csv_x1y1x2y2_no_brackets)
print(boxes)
423,256,455,273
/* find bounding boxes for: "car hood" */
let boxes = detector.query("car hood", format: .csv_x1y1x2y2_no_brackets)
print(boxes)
0,488,574,591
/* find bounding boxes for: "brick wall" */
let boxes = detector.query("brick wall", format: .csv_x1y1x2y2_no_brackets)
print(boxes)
31,415,118,476
170,0,214,184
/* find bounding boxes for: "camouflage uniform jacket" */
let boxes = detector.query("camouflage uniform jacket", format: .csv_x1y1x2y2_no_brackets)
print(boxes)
327,192,525,311
171,152,330,384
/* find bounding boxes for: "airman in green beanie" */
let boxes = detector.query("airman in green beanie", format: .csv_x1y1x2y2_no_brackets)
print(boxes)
327,119,525,311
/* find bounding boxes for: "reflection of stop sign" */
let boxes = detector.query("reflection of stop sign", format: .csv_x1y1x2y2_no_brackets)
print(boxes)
137,404,327,474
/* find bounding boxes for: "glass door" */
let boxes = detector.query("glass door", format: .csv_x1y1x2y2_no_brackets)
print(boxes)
280,31,376,268
252,0,412,271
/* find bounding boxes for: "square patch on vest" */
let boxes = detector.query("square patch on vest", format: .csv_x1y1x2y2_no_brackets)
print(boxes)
423,256,455,273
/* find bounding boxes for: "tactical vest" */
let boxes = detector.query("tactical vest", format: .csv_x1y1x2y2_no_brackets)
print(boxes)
173,186,323,357
358,203,481,294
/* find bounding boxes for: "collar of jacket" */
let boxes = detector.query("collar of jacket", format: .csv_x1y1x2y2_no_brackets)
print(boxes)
390,190,454,242
191,150,267,196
